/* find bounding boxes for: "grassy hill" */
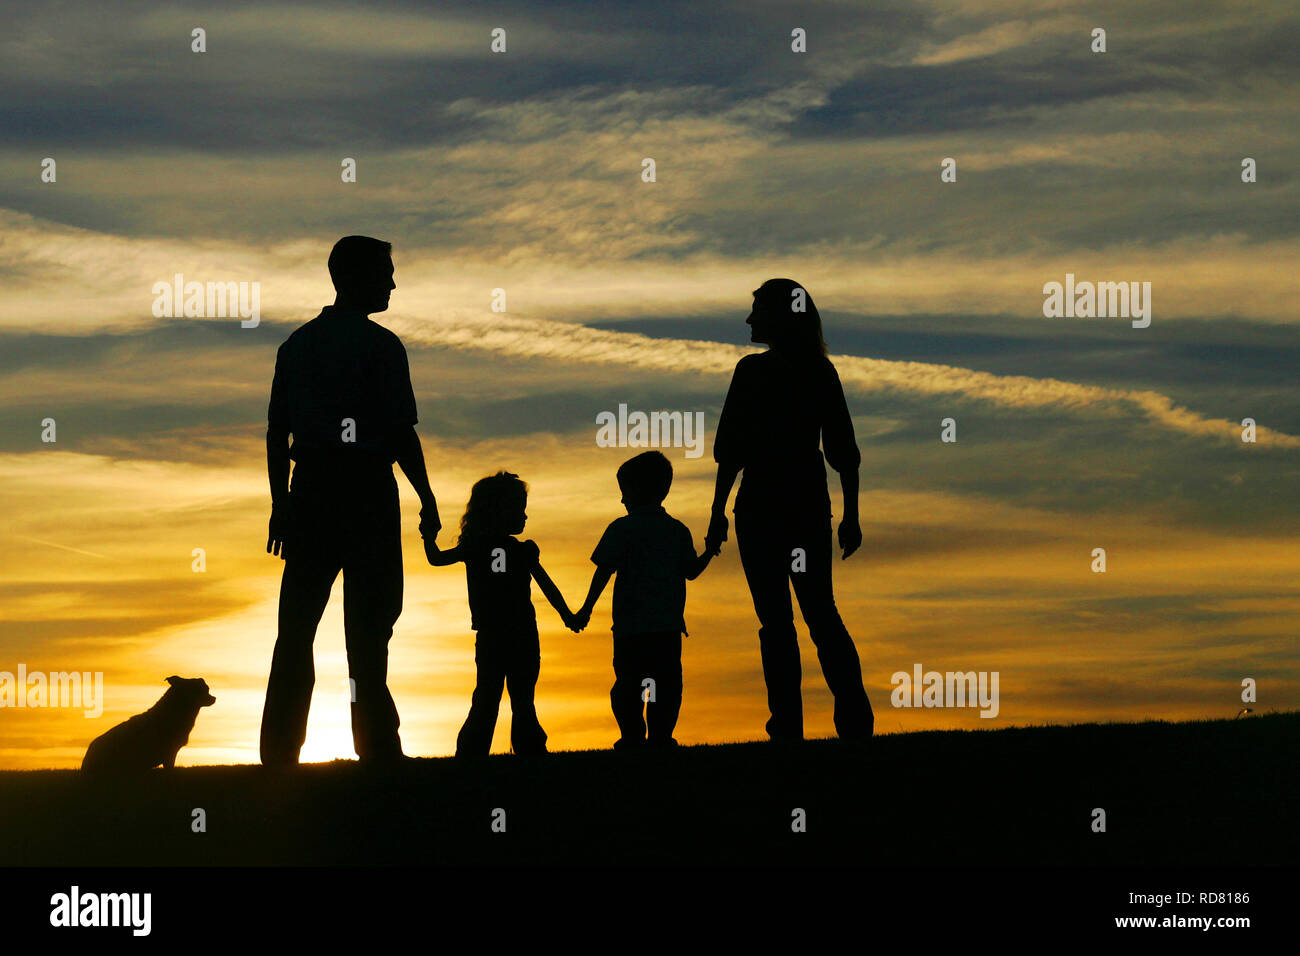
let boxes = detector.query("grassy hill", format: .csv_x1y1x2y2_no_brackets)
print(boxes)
1,713,1295,866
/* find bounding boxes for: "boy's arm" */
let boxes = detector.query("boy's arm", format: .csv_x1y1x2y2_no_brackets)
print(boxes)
532,562,576,628
575,566,614,629
685,547,715,581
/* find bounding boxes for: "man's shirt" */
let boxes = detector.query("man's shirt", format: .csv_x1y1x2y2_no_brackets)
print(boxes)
268,306,418,464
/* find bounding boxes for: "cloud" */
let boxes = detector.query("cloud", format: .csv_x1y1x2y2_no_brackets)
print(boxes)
390,309,1300,447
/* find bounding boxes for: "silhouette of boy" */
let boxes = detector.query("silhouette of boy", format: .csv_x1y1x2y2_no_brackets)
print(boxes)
574,451,716,748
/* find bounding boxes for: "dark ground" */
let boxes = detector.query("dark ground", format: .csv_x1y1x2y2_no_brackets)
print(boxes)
1,713,1295,866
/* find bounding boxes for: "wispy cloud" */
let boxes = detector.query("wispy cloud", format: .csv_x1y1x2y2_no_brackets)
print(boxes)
391,310,1300,447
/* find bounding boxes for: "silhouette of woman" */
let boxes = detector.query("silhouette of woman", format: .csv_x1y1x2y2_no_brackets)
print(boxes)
705,279,873,742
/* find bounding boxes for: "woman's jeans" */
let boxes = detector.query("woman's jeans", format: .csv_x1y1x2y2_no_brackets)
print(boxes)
735,508,873,741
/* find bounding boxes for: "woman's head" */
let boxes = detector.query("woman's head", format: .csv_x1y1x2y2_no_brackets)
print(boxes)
746,278,827,359
459,471,528,545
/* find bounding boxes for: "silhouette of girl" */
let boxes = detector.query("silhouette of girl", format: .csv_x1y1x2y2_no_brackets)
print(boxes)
424,472,578,756
705,279,874,742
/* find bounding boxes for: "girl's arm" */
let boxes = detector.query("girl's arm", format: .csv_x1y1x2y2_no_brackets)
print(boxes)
532,562,578,629
424,540,463,567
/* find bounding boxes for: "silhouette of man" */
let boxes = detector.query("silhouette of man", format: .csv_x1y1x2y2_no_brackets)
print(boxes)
260,236,440,766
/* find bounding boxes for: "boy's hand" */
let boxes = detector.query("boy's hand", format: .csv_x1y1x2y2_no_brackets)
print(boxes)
571,608,591,632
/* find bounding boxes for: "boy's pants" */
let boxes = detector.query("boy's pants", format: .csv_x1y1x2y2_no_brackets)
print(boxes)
457,627,548,756
611,631,683,744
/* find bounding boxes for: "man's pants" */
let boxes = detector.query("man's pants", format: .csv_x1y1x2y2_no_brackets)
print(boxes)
611,631,683,745
456,628,548,757
735,509,873,741
260,461,404,764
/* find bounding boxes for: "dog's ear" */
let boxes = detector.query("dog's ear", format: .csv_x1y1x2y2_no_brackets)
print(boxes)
166,675,181,686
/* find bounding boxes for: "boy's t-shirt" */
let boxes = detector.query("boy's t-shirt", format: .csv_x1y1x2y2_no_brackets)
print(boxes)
463,536,539,633
591,505,697,637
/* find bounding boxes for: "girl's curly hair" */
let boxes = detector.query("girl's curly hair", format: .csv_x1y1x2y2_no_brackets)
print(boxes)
458,471,528,548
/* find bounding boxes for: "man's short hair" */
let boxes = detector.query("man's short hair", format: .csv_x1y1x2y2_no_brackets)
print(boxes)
616,451,673,506
328,236,393,292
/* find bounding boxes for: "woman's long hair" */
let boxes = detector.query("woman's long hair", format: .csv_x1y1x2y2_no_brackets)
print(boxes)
753,278,828,360
458,471,528,549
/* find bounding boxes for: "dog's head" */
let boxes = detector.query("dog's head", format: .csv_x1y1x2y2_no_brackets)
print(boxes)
165,676,217,707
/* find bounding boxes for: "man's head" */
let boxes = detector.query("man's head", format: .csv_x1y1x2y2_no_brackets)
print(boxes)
328,235,395,315
616,451,673,510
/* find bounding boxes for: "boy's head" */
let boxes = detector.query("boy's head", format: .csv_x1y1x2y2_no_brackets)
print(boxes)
616,451,672,510
328,235,395,315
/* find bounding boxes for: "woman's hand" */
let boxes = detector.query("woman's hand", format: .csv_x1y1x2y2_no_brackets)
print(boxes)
837,515,862,560
705,510,729,555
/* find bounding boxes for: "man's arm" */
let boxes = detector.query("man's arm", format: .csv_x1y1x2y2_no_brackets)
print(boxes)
395,425,440,537
266,342,292,559
266,428,291,558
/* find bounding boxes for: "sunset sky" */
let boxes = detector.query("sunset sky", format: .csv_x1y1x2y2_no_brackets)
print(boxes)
2,0,1297,769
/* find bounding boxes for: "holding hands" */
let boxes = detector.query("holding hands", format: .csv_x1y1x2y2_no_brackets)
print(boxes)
704,509,728,557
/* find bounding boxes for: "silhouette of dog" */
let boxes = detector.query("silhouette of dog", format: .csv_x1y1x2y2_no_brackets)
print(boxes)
82,676,216,772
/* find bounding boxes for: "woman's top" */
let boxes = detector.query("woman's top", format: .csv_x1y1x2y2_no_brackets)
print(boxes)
712,350,860,516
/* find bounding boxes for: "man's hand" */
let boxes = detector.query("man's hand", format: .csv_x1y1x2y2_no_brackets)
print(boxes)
267,504,291,560
418,502,441,539
571,608,591,633
705,510,729,556
837,515,862,560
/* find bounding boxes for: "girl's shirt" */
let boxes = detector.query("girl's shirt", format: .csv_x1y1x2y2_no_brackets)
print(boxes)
462,536,540,633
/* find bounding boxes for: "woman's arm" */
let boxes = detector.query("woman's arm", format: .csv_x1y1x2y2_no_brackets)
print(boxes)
705,463,740,553
837,466,862,559
707,357,752,553
823,361,863,559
